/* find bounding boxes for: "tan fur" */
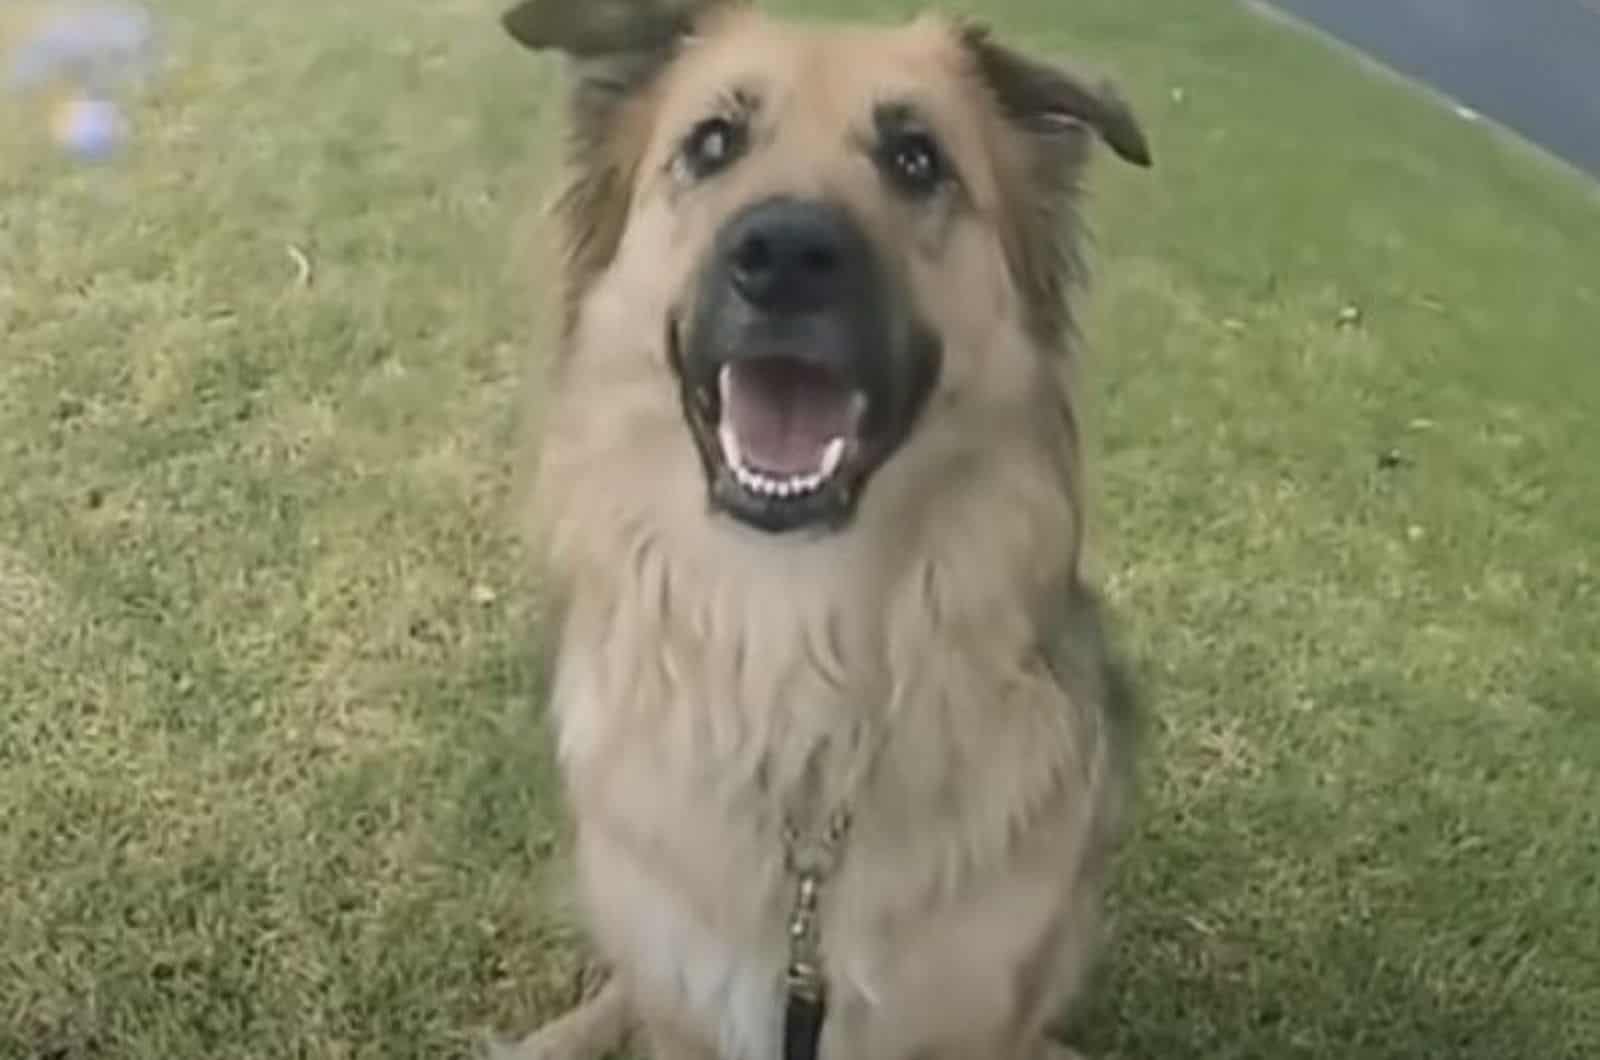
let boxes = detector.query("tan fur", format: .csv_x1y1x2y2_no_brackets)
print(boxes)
496,4,1146,1058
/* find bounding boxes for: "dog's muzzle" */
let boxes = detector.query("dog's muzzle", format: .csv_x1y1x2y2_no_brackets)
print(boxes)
673,196,940,534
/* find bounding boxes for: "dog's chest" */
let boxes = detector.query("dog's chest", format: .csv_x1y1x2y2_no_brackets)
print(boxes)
574,772,899,1060
555,663,891,1059
548,593,1085,1060
571,739,1069,1060
565,729,834,1059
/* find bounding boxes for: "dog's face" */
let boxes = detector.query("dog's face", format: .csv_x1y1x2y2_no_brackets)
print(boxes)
506,0,1149,538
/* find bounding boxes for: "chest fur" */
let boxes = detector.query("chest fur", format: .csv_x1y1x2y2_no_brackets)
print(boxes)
541,501,1113,1056
550,623,1100,1060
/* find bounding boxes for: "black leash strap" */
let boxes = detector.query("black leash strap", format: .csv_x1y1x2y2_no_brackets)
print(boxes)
783,988,826,1060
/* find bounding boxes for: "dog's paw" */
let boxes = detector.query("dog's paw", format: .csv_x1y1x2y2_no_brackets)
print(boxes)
477,1030,561,1060
478,1028,543,1060
475,980,632,1060
478,1034,520,1060
478,1027,591,1060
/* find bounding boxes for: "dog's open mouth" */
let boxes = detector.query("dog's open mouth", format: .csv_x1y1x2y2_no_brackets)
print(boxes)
669,192,943,534
678,341,883,533
715,358,866,501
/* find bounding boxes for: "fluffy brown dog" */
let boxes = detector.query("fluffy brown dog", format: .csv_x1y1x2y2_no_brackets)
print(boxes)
494,2,1150,1058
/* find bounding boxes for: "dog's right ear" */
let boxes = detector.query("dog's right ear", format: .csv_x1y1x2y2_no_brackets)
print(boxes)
501,0,740,92
500,1,745,336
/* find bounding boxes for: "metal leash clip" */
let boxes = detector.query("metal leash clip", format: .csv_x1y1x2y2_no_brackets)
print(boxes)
781,808,851,1060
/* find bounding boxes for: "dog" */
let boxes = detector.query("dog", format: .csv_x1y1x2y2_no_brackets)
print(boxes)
493,2,1150,1058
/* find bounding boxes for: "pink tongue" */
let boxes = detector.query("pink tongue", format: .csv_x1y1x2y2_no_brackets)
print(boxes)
726,358,854,475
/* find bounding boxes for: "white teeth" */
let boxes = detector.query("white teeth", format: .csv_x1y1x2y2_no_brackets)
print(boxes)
719,431,844,501
731,464,812,499
820,437,847,479
714,368,858,503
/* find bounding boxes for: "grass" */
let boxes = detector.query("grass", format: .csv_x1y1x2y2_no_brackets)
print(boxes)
1,0,1596,1057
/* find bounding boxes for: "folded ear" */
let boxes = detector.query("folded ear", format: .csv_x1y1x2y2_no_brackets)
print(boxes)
502,0,740,76
502,0,746,146
961,23,1152,168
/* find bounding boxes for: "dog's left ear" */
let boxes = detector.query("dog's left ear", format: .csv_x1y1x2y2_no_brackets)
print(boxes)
961,23,1152,168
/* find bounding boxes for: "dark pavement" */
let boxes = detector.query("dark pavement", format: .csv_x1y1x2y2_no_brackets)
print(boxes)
1259,0,1600,178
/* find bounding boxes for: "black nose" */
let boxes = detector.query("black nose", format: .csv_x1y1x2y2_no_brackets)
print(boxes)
722,198,867,315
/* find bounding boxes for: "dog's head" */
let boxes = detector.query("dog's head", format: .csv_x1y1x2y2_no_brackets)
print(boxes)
506,0,1149,538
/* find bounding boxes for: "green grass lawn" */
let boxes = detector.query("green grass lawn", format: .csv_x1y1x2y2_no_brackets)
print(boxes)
2,0,1597,1057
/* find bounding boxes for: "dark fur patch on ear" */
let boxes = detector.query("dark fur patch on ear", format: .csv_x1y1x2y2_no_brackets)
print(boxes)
961,23,1151,168
502,0,718,58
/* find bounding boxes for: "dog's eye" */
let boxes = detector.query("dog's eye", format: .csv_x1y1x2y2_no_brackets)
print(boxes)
881,131,945,197
681,115,746,180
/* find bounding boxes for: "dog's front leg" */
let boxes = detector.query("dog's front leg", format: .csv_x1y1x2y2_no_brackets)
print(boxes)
485,978,634,1060
635,1019,720,1060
